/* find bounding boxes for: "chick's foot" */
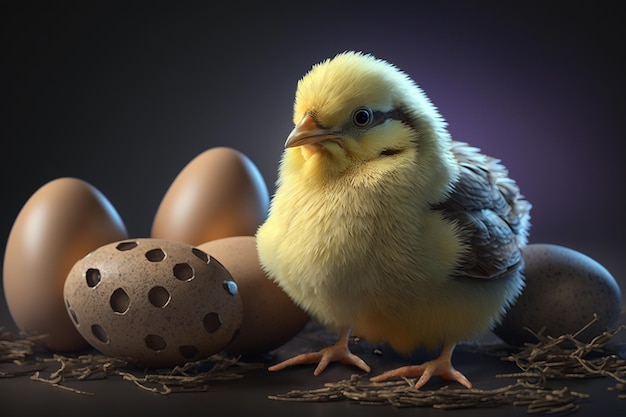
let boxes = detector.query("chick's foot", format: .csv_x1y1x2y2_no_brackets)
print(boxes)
369,344,471,389
268,337,371,376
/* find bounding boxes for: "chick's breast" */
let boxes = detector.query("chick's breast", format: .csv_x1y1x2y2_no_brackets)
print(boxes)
256,158,409,330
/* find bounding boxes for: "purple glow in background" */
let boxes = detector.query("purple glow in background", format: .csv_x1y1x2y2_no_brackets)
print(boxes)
1,1,623,294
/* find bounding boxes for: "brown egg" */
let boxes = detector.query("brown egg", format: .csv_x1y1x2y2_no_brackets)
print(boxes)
64,238,243,368
494,243,623,346
151,147,270,245
198,236,309,357
3,177,128,351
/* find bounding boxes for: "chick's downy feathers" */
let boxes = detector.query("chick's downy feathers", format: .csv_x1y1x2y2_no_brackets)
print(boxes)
256,51,531,388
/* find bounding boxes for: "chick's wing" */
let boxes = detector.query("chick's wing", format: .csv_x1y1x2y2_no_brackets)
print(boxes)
432,141,531,280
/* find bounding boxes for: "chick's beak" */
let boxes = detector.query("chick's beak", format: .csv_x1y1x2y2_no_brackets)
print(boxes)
285,113,340,148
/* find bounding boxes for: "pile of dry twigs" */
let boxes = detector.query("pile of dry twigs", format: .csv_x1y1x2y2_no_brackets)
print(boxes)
1,328,260,395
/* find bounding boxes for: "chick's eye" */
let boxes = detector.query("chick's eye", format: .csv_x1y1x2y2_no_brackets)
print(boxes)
352,107,372,127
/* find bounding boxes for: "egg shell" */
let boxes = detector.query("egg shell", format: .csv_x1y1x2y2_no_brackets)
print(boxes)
493,243,623,346
64,238,243,368
3,177,128,352
151,147,270,245
198,236,309,357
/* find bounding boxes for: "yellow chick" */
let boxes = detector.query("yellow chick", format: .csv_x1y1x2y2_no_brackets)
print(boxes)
256,51,531,389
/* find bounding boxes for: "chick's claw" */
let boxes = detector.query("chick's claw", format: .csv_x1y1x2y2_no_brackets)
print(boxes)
370,357,472,390
268,342,371,376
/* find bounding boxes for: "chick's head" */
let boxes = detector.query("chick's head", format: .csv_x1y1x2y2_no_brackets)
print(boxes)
284,51,457,195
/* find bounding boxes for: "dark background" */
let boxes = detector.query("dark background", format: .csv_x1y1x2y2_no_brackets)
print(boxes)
1,2,625,416
2,0,624,316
